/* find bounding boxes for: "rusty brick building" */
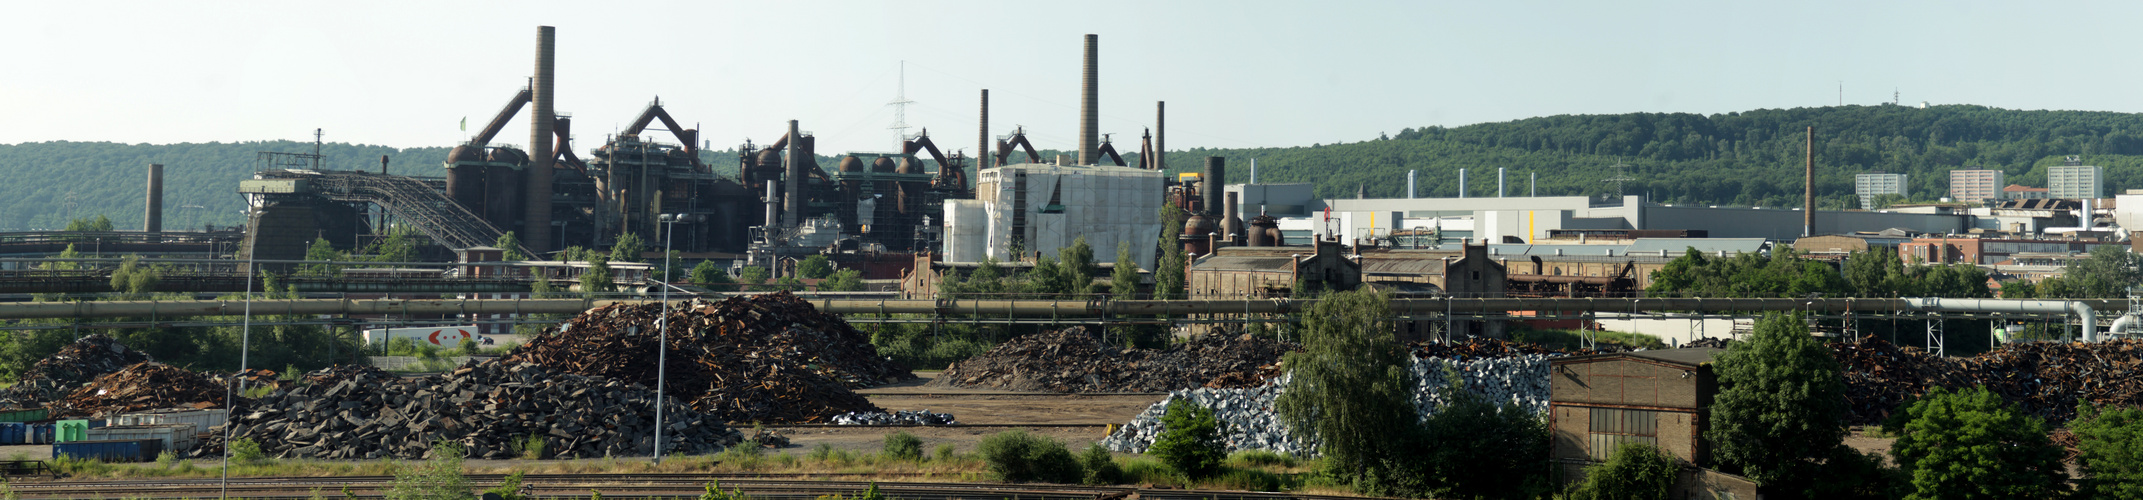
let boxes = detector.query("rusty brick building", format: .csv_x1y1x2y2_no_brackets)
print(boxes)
1550,347,1758,498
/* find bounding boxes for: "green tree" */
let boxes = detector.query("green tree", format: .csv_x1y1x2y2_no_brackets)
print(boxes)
820,269,864,292
64,215,114,232
2041,244,2142,298
738,266,770,290
1274,289,1425,496
494,231,525,260
798,255,835,280
108,254,160,297
368,226,419,264
690,260,731,287
1418,368,1552,499
1565,442,1678,500
2073,403,2143,498
1153,206,1188,300
609,232,645,263
1148,399,1227,480
301,237,342,276
1889,386,2068,499
579,255,616,293
1111,241,1141,299
1705,312,1851,495
1059,236,1096,294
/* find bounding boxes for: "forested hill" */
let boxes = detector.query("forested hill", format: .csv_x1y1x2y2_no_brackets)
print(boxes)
1155,104,2143,209
10,104,2143,230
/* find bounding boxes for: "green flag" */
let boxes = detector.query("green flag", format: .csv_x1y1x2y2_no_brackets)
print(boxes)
460,117,467,132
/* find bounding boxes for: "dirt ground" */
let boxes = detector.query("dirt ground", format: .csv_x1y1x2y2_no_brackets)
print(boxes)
769,371,1165,454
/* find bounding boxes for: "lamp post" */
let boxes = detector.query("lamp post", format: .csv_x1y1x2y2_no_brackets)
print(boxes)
220,241,256,499
652,213,698,463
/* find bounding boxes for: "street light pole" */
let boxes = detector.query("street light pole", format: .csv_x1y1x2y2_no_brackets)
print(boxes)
651,213,695,463
220,245,255,499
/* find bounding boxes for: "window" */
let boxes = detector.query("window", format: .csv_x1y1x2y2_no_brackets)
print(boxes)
1588,408,1659,461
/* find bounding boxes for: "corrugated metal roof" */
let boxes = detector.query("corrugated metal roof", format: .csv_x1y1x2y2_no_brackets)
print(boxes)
1626,238,1767,254
1362,258,1445,275
1190,256,1295,272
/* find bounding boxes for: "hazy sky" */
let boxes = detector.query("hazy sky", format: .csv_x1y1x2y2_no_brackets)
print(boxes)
4,1,2138,155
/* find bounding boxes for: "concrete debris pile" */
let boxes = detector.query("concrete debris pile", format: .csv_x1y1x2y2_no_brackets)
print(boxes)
1680,337,1734,349
0,334,154,408
60,362,229,418
205,359,740,460
830,410,957,426
930,327,1299,393
1103,346,1558,455
1832,337,2143,424
302,364,394,386
508,292,909,423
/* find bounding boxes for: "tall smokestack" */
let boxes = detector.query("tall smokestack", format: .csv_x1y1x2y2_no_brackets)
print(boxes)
1223,192,1243,242
978,89,990,171
1803,126,1815,237
1407,170,1416,199
1499,168,1506,197
524,25,556,254
1079,34,1098,166
785,120,803,227
1203,157,1226,216
1459,169,1468,198
379,155,389,175
1154,101,1165,171
144,163,163,233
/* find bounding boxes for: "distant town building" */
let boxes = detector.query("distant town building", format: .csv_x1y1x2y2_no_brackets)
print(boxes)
2049,164,2105,199
1948,169,2005,205
1855,172,1908,209
2003,184,2050,200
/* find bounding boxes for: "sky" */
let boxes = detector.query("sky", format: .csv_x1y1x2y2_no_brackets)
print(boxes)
4,1,2140,155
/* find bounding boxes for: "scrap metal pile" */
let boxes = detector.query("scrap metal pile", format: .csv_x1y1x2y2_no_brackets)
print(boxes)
1831,337,2143,424
206,359,741,460
508,292,911,423
0,334,154,409
59,362,229,418
929,327,1300,393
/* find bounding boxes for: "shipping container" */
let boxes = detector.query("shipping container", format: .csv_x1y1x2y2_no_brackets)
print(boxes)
30,423,53,444
111,409,227,433
0,408,48,423
87,424,196,452
52,438,163,463
362,325,479,347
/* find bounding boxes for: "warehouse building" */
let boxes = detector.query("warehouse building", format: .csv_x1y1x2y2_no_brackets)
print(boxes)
1550,347,1758,498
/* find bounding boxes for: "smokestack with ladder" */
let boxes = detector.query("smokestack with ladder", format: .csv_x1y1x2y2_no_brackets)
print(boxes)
524,25,557,254
144,163,163,234
1079,34,1098,166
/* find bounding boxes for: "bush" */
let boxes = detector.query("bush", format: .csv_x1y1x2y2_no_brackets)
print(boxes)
482,471,531,500
932,443,957,462
1417,367,1552,500
976,430,1083,483
1566,442,1678,500
230,437,269,465
1149,399,1227,480
883,432,923,461
510,435,546,460
1226,450,1300,469
459,338,479,356
1079,444,1122,485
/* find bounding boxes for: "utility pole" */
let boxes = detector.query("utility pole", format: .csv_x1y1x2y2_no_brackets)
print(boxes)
1804,127,1815,237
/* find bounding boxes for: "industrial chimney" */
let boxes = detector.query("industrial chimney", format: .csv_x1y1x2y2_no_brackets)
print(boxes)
1079,34,1098,166
1154,101,1165,171
524,25,557,254
784,120,803,228
144,163,163,234
1203,157,1226,218
978,89,990,171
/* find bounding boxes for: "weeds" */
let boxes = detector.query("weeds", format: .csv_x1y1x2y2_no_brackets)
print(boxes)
883,432,923,461
231,437,270,465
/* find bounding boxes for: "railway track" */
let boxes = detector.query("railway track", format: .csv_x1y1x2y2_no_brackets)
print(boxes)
1,473,1368,500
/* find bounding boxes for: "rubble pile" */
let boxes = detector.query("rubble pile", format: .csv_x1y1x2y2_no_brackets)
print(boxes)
830,410,957,426
1103,344,1560,455
0,334,154,408
59,362,228,418
930,327,1299,393
1680,337,1734,349
206,359,740,460
509,292,909,423
1832,337,2143,424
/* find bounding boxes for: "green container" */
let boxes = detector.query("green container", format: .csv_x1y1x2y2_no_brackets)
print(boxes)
0,408,47,423
55,420,88,443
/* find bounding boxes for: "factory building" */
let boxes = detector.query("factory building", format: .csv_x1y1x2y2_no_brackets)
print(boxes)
942,163,1166,270
1550,348,1760,498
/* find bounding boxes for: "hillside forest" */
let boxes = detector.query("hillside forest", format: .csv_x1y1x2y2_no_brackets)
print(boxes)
6,104,2142,231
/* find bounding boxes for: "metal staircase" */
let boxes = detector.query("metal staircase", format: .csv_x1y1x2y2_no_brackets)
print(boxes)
271,170,536,256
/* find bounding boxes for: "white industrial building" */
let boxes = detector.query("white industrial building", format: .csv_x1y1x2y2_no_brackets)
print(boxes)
942,163,1166,269
1855,172,1908,209
2050,164,2105,200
